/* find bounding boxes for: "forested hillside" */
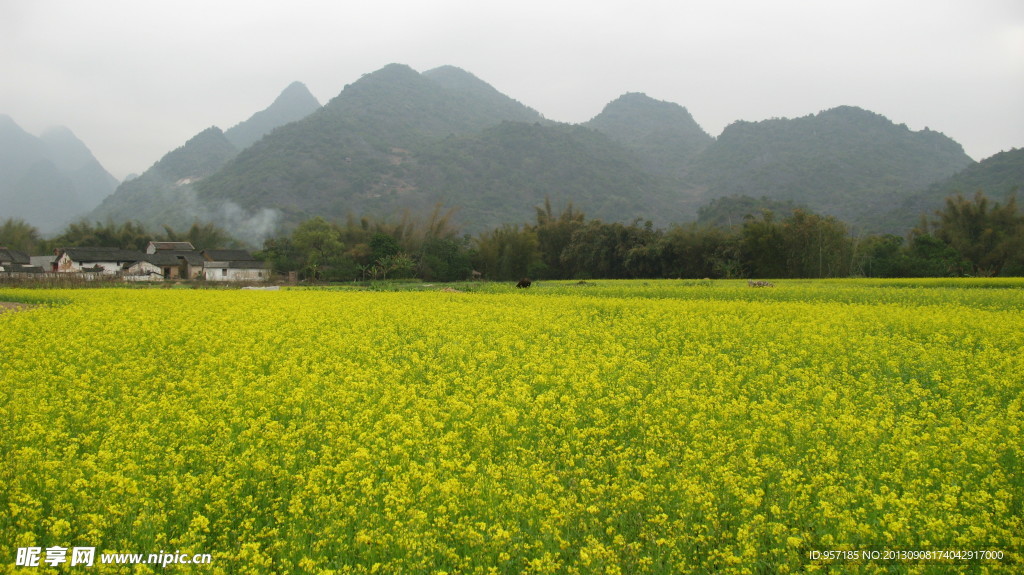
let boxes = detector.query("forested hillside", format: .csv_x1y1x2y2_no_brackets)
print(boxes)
88,82,322,232
892,148,1023,226
690,106,975,231
78,64,1000,243
89,127,239,230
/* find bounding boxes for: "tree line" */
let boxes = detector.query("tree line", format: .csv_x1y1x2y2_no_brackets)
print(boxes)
254,192,1023,281
0,220,241,255
3,191,1021,280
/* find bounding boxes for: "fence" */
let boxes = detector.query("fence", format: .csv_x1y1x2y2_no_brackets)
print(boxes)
0,272,127,288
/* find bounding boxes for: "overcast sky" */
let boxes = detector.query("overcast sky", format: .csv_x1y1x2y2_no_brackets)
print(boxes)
2,0,1022,180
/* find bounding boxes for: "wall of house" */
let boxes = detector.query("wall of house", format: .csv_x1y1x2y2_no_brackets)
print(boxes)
124,262,164,280
204,265,267,282
56,255,129,275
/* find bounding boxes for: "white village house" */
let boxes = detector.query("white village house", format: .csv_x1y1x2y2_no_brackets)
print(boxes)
54,247,146,275
201,249,268,282
45,242,267,282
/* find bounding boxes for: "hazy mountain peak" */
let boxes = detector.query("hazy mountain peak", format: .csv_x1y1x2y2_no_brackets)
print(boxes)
588,92,709,138
351,63,421,89
423,65,547,125
0,116,118,232
421,65,486,87
585,92,713,178
224,81,321,149
155,126,237,180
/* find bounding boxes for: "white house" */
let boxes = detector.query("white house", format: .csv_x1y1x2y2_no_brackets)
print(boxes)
123,260,164,281
204,260,268,282
202,249,267,282
54,247,146,275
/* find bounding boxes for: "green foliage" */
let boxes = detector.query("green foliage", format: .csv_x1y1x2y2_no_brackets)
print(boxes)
369,232,401,261
472,224,543,281
291,217,345,280
930,192,1024,276
533,199,585,279
255,236,303,277
660,224,741,279
895,148,1024,227
740,210,853,278
0,218,43,253
560,219,662,279
248,190,1024,283
418,236,473,282
48,220,152,251
697,195,804,229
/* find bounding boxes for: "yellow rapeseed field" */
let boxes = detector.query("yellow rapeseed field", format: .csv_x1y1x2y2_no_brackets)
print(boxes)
1,280,1021,573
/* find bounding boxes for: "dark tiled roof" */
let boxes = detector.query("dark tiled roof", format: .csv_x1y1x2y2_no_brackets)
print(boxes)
151,250,205,266
203,249,256,262
148,241,195,251
59,247,145,263
0,248,31,264
144,253,183,266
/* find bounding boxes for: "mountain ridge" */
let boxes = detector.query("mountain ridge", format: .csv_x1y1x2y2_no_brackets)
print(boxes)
0,116,118,233
12,63,1012,242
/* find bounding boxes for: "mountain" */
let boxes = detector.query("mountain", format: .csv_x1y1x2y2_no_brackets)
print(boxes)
0,115,118,233
89,127,239,230
193,64,565,231
421,66,549,127
85,64,1002,243
224,82,321,149
585,92,713,179
892,147,1024,227
690,106,975,232
89,81,321,236
411,122,677,231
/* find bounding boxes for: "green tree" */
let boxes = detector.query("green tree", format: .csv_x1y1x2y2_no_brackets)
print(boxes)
659,225,740,278
255,236,303,276
0,218,43,253
532,199,585,279
740,211,788,278
291,217,344,281
50,220,151,251
473,225,542,281
781,210,853,278
740,209,852,278
418,236,472,282
932,192,1024,276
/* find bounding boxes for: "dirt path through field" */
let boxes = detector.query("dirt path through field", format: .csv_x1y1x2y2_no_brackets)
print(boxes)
0,302,35,313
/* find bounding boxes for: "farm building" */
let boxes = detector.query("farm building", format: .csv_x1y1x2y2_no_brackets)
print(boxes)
0,247,36,273
54,247,146,275
146,241,205,279
202,249,267,282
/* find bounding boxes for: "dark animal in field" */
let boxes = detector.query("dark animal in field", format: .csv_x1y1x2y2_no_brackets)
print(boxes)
747,280,775,287
516,278,532,288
